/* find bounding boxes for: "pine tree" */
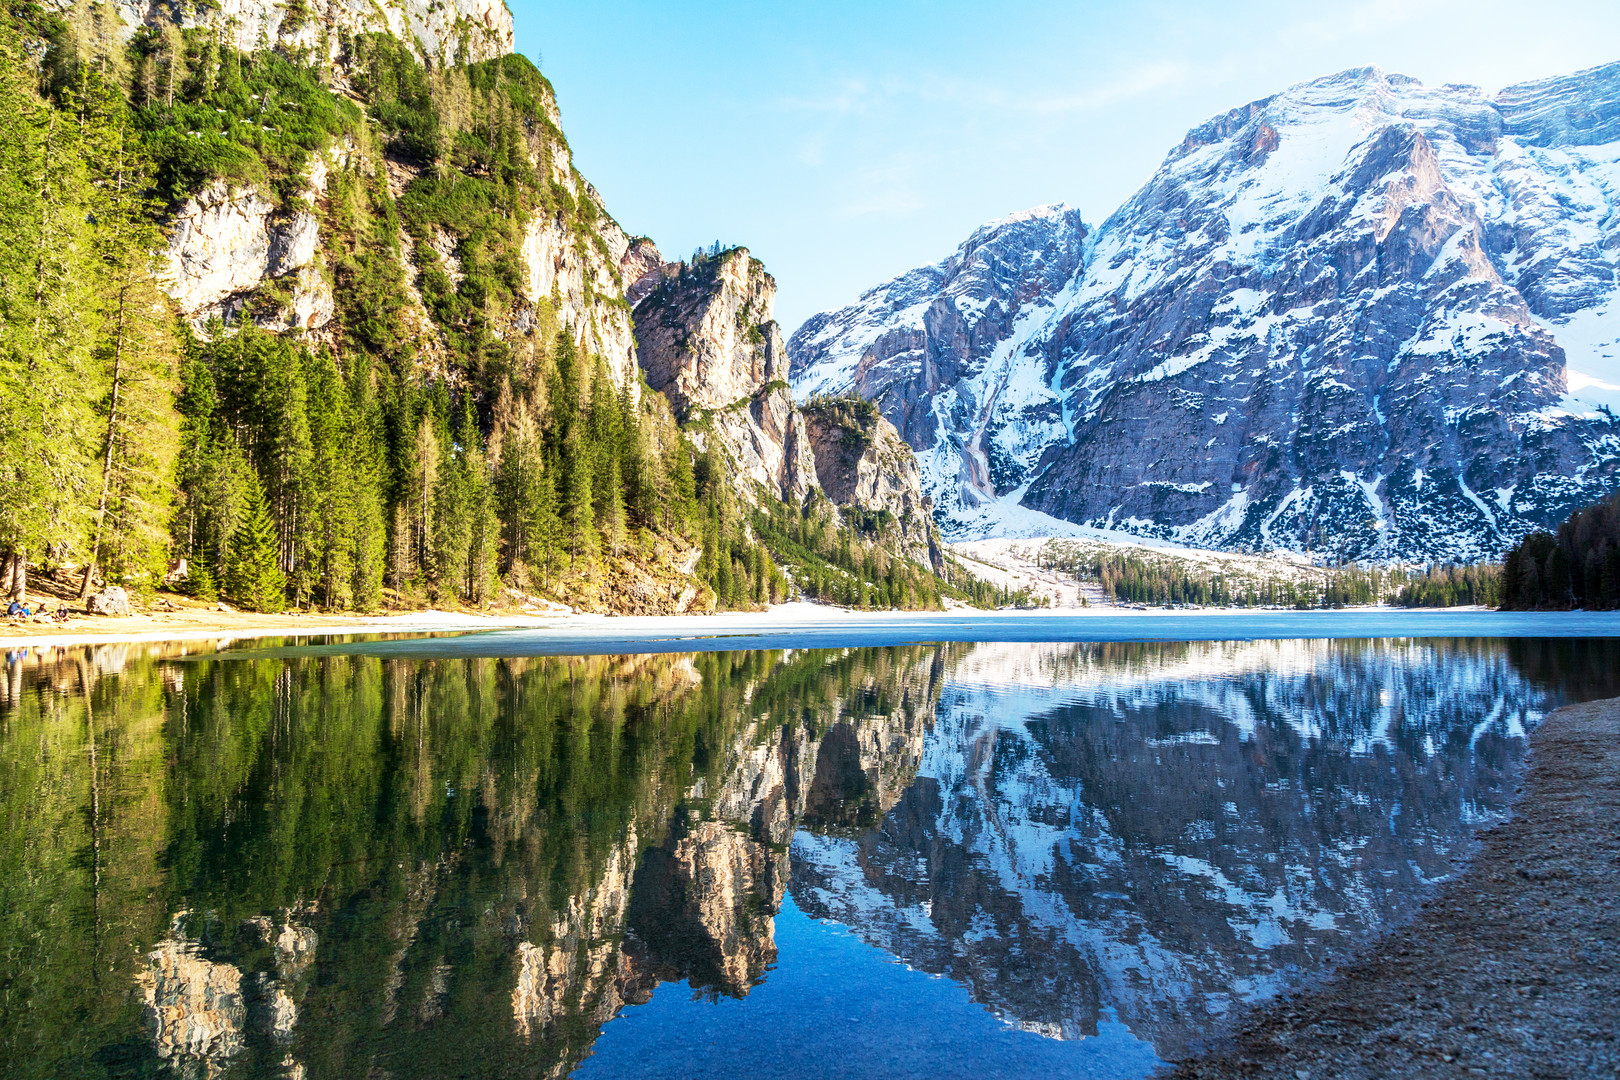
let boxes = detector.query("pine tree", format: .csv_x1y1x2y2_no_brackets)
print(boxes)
0,29,99,591
77,64,179,596
225,473,286,612
563,422,596,570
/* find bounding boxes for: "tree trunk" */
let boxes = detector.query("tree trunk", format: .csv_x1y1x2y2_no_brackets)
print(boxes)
9,549,26,603
82,133,132,602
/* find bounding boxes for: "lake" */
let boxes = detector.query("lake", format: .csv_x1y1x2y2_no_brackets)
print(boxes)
4,617,1619,1078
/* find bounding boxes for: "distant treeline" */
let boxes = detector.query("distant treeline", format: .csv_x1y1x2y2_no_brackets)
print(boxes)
1501,491,1620,610
1390,564,1502,608
1038,547,1390,609
1035,543,1513,610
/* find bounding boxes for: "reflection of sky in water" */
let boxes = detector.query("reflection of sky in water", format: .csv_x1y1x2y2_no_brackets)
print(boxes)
2,636,1617,1080
589,639,1559,1071
576,893,1161,1080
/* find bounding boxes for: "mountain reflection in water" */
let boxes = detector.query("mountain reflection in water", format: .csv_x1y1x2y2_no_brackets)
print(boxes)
0,636,1615,1079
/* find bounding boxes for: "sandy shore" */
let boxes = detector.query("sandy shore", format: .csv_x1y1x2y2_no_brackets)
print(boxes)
0,605,568,649
1166,696,1620,1079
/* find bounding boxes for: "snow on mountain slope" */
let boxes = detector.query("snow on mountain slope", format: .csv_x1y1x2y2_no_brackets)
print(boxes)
789,204,1088,534
790,63,1620,559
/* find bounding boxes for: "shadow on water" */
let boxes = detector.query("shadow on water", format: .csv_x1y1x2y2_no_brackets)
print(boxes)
0,635,1617,1078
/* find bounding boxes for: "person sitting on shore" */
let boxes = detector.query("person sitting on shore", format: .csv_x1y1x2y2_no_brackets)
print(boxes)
6,600,28,618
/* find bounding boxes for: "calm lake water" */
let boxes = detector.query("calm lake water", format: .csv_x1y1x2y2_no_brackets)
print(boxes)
4,625,1619,1079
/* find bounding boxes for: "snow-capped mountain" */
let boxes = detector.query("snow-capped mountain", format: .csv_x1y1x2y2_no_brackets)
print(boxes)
789,63,1620,559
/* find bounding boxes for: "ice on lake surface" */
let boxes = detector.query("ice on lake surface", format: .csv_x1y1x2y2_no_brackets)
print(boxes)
3,627,1618,1078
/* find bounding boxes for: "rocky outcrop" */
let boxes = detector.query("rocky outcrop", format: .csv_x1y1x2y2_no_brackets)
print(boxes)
790,204,1089,531
633,249,818,503
164,156,339,334
801,397,943,570
791,64,1620,560
110,0,513,66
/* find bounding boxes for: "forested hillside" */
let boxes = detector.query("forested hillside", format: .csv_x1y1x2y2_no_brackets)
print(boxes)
0,5,952,614
1500,491,1620,610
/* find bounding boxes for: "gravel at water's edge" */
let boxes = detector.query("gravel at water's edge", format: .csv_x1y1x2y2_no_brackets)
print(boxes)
1167,696,1620,1079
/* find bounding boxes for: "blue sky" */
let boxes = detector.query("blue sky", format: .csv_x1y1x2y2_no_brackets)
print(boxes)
509,0,1620,334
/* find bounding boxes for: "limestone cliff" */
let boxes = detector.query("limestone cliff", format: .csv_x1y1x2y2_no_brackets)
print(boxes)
158,39,654,393
108,0,513,66
802,397,944,571
632,248,817,503
631,247,946,574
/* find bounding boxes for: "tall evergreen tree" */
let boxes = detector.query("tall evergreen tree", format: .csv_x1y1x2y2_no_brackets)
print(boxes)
225,472,285,612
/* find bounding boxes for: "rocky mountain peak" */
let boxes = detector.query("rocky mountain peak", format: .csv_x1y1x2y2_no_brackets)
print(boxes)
792,59,1620,558
634,248,785,415
788,203,1089,530
633,247,817,503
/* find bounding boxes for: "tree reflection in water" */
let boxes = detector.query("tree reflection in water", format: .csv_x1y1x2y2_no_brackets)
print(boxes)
0,636,1614,1078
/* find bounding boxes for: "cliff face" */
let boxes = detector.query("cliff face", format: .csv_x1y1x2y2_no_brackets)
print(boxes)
159,43,653,393
110,0,513,65
791,64,1620,559
801,398,943,570
632,249,817,503
631,248,945,572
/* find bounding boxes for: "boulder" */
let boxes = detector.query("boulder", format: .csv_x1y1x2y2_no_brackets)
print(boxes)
86,586,132,617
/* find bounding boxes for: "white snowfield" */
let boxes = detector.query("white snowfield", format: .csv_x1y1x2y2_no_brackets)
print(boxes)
950,534,1340,609
789,62,1620,560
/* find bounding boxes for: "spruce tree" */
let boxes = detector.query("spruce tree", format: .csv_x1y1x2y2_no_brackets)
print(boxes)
346,362,387,611
226,474,286,612
78,67,180,596
532,453,563,591
563,423,596,570
0,30,99,583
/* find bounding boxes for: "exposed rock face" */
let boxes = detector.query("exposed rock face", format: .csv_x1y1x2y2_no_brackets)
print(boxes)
110,0,513,65
633,249,818,503
519,209,647,390
790,205,1089,531
165,159,338,335
801,398,944,570
791,64,1620,559
158,46,649,398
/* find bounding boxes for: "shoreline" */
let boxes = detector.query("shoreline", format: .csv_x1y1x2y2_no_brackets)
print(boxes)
1165,696,1620,1078
5,604,1617,656
0,601,1515,651
0,608,569,650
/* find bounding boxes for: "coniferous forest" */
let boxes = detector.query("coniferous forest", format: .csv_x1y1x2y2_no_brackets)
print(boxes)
0,7,957,614
1500,490,1620,610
